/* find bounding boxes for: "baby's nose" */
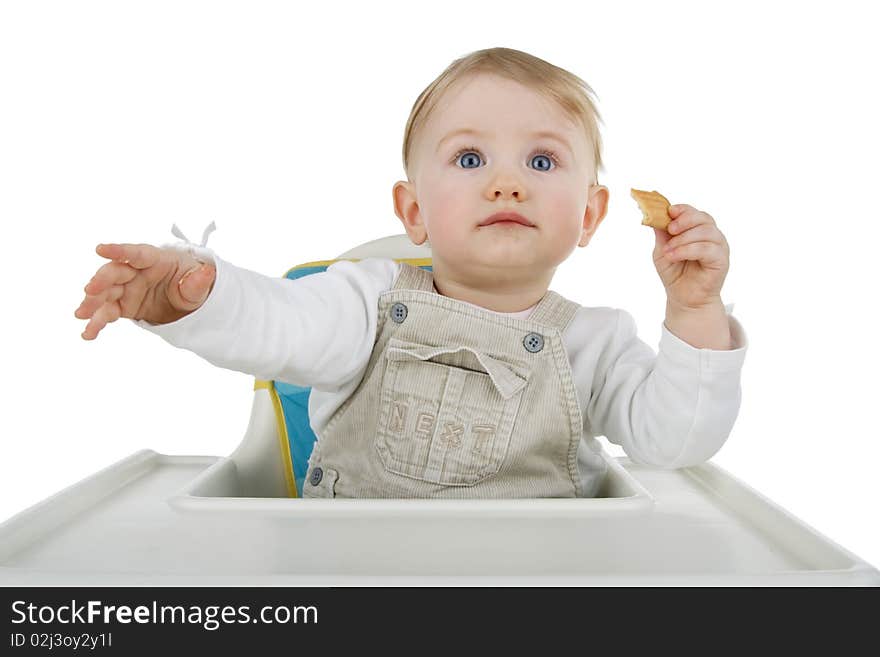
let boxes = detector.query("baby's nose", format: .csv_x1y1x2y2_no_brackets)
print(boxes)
495,188,520,199
490,175,524,199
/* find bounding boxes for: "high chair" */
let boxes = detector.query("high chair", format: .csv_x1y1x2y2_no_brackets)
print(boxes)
0,236,877,585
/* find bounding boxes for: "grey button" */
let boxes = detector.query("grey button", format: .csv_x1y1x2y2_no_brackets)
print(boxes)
309,467,323,486
523,332,544,353
390,302,408,323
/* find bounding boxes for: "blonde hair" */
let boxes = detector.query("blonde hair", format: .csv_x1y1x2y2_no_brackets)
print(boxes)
402,47,605,183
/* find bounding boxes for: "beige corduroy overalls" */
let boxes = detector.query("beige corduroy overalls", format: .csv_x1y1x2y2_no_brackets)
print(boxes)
303,262,585,498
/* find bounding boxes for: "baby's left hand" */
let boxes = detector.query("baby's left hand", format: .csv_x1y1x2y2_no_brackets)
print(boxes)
652,204,730,310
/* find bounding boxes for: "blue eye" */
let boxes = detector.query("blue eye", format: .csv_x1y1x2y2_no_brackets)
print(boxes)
530,154,553,171
455,150,483,169
451,146,560,171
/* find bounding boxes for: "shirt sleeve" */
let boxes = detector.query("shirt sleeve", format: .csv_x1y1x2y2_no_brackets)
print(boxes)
131,251,400,391
585,306,748,468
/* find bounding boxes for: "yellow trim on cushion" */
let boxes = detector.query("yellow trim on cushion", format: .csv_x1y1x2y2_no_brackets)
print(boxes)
395,257,433,267
287,258,345,271
255,378,297,498
284,256,433,278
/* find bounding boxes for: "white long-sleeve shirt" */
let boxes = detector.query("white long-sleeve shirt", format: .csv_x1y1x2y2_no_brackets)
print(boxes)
134,251,748,495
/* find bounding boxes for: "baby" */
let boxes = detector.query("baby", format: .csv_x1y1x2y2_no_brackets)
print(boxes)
75,47,747,499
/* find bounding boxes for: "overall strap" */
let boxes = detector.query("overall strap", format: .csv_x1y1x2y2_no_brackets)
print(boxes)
527,291,581,333
392,262,434,292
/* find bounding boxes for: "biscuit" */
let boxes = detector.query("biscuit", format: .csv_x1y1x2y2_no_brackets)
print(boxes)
630,188,672,230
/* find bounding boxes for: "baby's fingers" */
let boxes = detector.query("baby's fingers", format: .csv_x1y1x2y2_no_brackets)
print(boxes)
95,243,162,269
176,262,216,308
75,285,123,320
81,300,122,340
84,261,137,296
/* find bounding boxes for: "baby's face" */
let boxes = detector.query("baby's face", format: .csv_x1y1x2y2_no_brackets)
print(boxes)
394,73,608,282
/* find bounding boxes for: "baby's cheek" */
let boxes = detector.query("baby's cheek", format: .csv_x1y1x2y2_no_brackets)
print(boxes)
547,198,584,237
422,182,469,235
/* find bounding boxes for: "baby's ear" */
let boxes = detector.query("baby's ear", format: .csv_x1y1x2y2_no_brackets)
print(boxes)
578,184,610,247
392,180,428,245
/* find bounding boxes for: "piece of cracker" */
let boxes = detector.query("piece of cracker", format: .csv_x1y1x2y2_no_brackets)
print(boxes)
631,188,672,230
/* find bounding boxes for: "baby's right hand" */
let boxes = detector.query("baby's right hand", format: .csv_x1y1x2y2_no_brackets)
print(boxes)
75,243,216,340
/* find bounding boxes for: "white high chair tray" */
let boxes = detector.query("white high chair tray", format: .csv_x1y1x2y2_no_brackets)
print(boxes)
1,448,877,585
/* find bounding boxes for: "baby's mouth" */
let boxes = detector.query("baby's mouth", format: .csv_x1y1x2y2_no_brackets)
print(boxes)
483,221,534,228
478,211,536,228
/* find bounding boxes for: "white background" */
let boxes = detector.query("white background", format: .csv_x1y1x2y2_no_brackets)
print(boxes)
1,0,878,573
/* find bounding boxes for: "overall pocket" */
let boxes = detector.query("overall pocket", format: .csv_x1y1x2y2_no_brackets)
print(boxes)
375,338,531,486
